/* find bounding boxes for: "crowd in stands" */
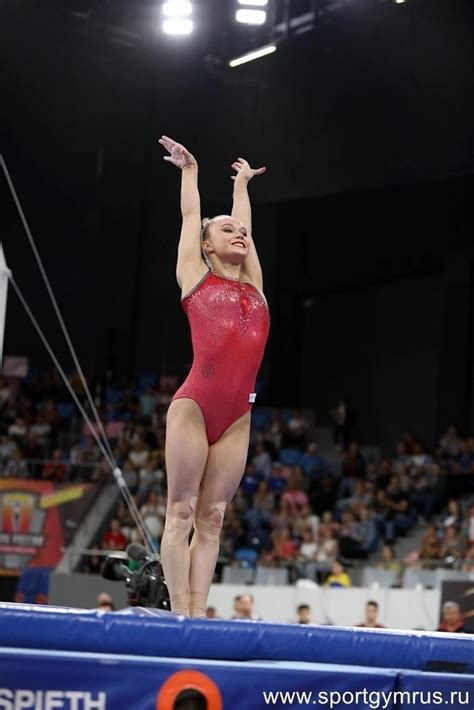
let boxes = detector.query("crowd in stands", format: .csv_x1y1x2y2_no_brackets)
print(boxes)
1,370,474,587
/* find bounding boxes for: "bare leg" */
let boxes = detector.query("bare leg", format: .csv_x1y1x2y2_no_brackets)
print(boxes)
162,398,209,616
188,412,251,617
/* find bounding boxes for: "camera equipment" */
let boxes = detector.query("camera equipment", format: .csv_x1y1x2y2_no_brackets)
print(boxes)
101,543,170,610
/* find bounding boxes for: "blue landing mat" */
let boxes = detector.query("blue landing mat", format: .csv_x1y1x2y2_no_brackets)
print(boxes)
0,603,472,672
0,603,473,709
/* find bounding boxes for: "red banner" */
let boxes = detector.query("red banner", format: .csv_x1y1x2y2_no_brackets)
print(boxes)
0,479,97,574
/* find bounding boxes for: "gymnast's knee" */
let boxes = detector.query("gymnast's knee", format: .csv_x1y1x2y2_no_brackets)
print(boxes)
194,502,227,542
163,498,196,545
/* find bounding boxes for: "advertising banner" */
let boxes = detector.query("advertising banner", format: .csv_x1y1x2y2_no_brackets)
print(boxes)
440,580,474,632
0,479,98,574
0,648,398,710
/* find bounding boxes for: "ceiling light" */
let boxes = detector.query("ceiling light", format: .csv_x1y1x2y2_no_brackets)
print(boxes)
235,9,267,25
163,1,193,16
229,43,277,67
163,18,193,34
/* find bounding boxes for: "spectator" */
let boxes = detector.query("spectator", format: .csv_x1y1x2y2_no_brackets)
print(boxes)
252,480,275,518
339,510,368,559
454,440,474,476
357,600,385,628
140,490,165,547
337,479,374,512
391,442,411,476
264,412,284,452
30,413,52,451
411,463,439,521
418,524,442,569
121,459,139,495
0,435,17,465
300,442,331,481
441,500,464,529
461,542,474,572
375,476,415,543
465,505,474,544
295,528,318,576
3,450,28,478
139,387,157,420
354,506,379,555
330,399,353,449
102,518,127,551
252,442,273,479
401,430,416,455
338,442,366,498
42,400,60,442
437,601,470,633
264,527,299,565
42,449,67,481
311,475,338,515
240,462,262,501
439,425,462,457
406,440,433,478
206,606,218,619
91,460,110,484
282,472,309,516
22,432,44,478
374,458,392,491
8,416,28,446
295,603,313,625
440,525,465,563
97,592,115,611
137,455,165,502
376,543,402,574
69,449,91,482
267,463,287,495
293,504,319,540
324,560,352,588
284,409,309,448
128,437,149,470
231,593,261,620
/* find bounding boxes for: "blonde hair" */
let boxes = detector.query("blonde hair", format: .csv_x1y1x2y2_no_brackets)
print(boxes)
200,218,212,267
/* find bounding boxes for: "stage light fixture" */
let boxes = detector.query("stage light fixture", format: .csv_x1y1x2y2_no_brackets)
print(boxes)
163,18,194,34
235,9,267,25
163,1,193,17
229,43,277,67
237,0,268,5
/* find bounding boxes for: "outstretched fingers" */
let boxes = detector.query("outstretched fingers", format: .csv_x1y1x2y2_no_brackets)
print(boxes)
159,135,177,153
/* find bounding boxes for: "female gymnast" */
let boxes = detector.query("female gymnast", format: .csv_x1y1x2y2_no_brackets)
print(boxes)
158,135,269,617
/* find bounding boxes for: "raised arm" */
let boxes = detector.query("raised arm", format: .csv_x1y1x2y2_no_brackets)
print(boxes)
231,158,266,289
159,135,204,289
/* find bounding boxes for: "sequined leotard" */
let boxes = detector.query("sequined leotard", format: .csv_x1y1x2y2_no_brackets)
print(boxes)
172,270,270,444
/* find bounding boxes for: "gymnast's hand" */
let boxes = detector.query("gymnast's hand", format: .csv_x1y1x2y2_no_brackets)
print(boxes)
159,135,197,169
231,158,266,182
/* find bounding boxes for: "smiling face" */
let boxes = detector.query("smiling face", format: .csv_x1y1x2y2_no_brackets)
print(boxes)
202,215,250,265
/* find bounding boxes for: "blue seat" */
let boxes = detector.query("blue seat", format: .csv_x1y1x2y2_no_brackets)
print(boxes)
234,548,259,569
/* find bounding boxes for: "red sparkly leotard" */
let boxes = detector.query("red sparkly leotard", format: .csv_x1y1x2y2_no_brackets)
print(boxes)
172,270,270,445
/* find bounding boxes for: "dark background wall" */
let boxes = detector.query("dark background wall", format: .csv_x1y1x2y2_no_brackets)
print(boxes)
1,0,473,450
